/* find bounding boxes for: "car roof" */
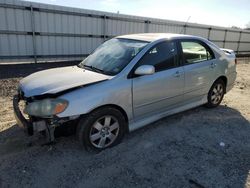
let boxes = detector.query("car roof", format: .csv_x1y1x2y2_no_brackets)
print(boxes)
116,33,202,42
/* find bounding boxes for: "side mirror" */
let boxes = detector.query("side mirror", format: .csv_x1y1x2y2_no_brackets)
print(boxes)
134,65,155,76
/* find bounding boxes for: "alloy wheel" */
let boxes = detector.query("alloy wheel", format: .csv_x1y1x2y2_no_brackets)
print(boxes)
211,83,224,105
89,115,120,148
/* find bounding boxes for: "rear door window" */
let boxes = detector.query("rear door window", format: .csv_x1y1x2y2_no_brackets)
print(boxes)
181,41,214,64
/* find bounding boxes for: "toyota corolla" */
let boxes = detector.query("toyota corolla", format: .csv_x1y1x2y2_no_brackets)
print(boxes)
13,33,237,151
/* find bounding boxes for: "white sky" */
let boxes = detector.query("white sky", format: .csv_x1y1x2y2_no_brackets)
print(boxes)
24,0,250,28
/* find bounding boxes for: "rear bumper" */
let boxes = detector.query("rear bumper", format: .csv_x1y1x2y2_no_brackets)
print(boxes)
226,71,237,93
226,83,234,93
13,95,33,135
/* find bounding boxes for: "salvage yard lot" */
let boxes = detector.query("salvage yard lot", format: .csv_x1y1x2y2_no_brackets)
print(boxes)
0,60,250,188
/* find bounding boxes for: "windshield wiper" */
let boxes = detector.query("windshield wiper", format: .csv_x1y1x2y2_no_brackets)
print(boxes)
83,64,106,74
77,64,84,68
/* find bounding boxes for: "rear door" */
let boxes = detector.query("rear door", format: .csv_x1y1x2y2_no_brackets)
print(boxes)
131,41,184,119
179,40,216,102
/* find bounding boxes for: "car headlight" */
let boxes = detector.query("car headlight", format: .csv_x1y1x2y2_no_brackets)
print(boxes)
24,98,68,117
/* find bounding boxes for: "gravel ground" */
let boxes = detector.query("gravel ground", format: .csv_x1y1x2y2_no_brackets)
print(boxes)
0,60,250,188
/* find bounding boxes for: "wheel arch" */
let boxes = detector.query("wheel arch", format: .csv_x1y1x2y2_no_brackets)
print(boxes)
214,75,227,92
88,104,129,132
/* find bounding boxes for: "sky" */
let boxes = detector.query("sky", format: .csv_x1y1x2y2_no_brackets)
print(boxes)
23,0,250,28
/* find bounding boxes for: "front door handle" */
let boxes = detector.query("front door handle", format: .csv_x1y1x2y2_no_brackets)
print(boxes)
210,62,217,68
173,71,181,77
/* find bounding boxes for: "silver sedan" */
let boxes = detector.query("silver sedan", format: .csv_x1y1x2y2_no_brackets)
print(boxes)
13,33,237,151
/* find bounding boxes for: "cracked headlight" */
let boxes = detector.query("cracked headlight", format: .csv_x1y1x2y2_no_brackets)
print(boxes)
24,98,68,117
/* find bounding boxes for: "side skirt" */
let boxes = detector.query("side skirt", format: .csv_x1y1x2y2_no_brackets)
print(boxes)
128,94,207,132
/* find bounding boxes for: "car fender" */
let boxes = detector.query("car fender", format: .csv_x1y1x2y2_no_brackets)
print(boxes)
57,77,133,120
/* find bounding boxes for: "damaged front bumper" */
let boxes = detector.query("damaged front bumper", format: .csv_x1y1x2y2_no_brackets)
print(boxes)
13,94,33,135
13,94,58,143
13,94,58,142
13,93,79,143
13,94,48,135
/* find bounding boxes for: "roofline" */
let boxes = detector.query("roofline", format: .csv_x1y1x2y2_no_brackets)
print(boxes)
116,33,206,42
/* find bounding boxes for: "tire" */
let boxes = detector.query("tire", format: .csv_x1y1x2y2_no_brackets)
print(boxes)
206,79,226,108
76,107,126,151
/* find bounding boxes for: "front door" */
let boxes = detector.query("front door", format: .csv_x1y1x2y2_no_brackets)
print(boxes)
132,41,184,119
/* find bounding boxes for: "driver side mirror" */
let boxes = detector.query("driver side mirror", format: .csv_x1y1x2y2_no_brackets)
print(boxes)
134,65,155,76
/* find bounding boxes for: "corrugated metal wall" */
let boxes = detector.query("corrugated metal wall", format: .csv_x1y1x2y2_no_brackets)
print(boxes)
0,0,250,63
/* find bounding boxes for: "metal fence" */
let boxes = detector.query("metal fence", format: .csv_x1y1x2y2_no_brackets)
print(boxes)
1,0,250,63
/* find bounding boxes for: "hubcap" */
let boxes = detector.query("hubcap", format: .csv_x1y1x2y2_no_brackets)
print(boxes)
89,115,119,148
211,83,224,105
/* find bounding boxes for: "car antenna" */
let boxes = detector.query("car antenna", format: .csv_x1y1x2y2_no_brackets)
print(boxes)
179,16,191,34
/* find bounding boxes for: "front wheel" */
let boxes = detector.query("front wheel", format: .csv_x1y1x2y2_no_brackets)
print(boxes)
77,107,126,151
206,79,225,108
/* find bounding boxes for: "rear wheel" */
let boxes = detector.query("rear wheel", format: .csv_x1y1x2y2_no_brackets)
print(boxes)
77,107,126,151
206,79,225,108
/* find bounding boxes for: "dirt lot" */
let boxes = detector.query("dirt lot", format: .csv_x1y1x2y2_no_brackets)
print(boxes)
0,60,250,188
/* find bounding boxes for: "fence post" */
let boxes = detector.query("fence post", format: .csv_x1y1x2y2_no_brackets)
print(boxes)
207,27,212,40
223,29,227,48
30,5,37,63
145,20,150,33
236,31,242,54
183,25,187,34
103,15,107,41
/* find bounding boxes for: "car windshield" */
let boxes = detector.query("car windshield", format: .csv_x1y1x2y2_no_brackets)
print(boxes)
78,38,149,75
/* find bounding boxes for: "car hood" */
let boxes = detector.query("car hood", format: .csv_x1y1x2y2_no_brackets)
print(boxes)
20,66,112,97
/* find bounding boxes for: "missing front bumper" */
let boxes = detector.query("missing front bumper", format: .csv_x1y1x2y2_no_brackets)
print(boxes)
13,94,79,143
13,95,33,135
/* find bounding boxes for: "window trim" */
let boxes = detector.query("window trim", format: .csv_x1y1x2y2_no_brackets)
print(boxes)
177,39,215,66
127,40,180,79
